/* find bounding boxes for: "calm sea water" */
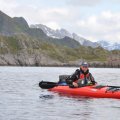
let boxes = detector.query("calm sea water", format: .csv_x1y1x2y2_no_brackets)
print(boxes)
0,67,120,120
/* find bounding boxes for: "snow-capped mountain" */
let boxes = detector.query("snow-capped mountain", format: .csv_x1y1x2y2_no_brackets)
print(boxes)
112,43,120,50
30,24,99,48
30,24,120,50
72,33,99,48
30,24,72,39
72,33,86,45
97,40,120,50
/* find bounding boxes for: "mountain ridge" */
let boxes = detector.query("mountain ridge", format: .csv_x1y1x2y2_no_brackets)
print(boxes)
30,24,99,48
0,10,119,67
0,10,81,48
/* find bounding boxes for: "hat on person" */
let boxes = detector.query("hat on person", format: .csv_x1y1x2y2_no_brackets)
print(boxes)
81,62,88,67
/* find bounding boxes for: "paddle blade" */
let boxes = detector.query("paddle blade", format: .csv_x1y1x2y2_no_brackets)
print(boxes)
39,81,57,89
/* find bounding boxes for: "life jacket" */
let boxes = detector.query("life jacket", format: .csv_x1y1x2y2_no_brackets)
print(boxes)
79,73,90,79
75,71,92,85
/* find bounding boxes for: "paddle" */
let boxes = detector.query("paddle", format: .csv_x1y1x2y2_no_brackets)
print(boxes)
39,81,120,90
39,81,58,89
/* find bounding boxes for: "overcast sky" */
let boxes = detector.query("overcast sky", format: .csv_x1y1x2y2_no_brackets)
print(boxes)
1,0,120,43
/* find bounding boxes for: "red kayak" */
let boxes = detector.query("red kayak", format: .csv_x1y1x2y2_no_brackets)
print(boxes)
49,85,120,99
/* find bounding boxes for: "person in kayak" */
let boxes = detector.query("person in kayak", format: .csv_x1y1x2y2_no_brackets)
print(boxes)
66,62,96,88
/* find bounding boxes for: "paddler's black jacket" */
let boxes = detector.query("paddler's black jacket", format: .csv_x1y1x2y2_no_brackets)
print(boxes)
67,69,96,85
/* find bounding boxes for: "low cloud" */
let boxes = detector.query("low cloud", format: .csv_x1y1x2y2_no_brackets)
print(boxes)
0,0,120,43
45,21,61,30
76,11,120,42
66,0,102,6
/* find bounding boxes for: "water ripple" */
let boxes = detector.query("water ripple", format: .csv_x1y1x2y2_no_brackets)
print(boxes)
0,67,120,120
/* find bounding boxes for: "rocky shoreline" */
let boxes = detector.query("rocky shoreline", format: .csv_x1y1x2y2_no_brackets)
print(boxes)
0,54,119,68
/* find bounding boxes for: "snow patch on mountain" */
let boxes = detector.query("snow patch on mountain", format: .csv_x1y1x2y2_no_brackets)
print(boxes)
30,24,99,48
97,40,120,50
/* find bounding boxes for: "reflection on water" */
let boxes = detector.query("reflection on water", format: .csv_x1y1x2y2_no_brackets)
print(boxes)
39,94,54,99
0,67,120,120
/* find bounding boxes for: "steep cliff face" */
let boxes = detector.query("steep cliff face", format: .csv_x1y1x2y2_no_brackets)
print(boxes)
0,34,62,66
0,11,29,35
0,52,61,66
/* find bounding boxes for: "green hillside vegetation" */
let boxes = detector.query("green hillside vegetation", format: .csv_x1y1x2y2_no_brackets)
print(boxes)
40,42,110,62
0,35,109,61
0,34,120,67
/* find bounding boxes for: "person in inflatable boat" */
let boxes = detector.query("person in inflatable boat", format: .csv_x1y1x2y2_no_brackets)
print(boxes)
67,62,97,88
